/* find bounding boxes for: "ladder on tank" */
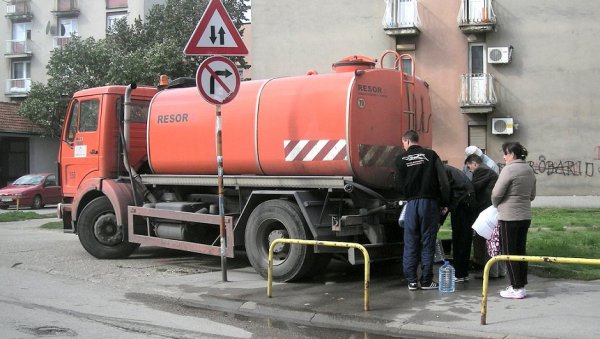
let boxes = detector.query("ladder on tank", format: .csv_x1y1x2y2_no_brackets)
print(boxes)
379,51,420,133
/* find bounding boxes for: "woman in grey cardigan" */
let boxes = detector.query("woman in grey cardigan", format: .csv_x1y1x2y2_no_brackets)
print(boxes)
491,142,536,299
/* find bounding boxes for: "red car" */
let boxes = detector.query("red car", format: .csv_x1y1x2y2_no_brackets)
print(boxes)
0,173,62,210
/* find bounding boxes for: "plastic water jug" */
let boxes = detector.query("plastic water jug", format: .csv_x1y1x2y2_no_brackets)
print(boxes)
439,260,455,293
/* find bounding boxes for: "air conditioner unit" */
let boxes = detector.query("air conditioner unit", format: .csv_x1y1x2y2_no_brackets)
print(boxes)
488,47,512,64
492,118,514,135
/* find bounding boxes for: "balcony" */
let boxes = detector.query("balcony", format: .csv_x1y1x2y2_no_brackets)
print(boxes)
52,0,80,16
459,73,497,113
6,78,31,97
4,39,32,58
457,0,496,33
5,1,33,20
382,0,420,36
53,36,72,49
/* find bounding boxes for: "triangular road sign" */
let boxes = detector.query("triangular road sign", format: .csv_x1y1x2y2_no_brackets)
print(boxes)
184,0,248,56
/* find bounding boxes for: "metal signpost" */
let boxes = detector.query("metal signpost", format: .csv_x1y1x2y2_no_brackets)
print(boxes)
184,0,248,282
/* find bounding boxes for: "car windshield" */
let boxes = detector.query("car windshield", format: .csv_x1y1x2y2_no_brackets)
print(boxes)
13,175,44,185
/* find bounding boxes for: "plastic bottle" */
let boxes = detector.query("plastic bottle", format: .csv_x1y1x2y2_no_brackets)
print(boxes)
434,238,445,263
438,260,455,293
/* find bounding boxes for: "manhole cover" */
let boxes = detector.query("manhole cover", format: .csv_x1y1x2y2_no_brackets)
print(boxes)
19,326,77,336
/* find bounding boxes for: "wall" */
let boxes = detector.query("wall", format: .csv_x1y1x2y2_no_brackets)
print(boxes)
486,0,600,195
1,0,166,101
29,136,59,175
250,0,600,195
251,0,394,77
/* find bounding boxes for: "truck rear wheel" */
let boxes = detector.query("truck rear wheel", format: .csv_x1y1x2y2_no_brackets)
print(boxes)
77,196,139,259
245,199,316,282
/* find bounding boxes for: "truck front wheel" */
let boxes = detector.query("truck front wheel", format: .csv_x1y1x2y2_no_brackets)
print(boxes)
245,200,316,282
77,196,139,259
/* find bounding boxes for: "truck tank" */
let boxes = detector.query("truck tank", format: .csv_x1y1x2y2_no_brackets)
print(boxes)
147,56,432,189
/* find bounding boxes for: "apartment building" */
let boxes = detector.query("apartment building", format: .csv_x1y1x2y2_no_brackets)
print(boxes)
1,0,164,186
1,0,164,102
250,0,600,196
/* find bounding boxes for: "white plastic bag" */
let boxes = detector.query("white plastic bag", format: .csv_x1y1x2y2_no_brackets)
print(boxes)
472,206,497,240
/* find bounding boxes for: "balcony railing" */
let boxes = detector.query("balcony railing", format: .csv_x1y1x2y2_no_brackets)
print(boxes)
5,1,33,20
460,73,497,113
53,36,72,49
383,0,421,36
53,0,79,15
457,0,496,33
6,78,31,96
5,39,32,56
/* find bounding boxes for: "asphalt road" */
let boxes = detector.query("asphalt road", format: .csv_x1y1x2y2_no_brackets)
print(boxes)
0,213,396,338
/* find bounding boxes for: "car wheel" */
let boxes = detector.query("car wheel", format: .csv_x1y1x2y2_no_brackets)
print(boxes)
31,195,43,209
0,205,8,210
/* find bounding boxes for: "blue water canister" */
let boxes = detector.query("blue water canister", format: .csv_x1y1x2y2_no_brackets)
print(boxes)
438,260,456,293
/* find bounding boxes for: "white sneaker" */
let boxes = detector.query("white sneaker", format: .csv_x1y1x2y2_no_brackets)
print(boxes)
500,286,526,299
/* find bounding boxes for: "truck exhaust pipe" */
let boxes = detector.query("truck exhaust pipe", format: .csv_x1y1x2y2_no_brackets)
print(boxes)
123,83,156,204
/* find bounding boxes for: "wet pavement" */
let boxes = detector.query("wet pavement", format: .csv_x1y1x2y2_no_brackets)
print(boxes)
139,258,600,338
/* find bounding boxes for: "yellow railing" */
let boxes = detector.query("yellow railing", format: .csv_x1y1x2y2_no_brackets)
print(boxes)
267,239,371,311
481,255,600,325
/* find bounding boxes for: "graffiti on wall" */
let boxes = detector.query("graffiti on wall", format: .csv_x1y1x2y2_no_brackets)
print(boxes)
528,155,598,177
493,146,600,179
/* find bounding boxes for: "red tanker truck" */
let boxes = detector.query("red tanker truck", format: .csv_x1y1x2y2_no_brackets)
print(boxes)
57,51,433,282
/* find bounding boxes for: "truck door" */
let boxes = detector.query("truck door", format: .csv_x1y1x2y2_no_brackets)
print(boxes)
59,96,102,198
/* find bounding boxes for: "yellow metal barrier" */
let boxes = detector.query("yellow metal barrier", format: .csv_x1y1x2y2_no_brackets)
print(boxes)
267,239,371,311
481,255,600,325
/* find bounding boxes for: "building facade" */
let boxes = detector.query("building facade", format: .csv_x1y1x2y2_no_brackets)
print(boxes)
250,0,600,196
1,0,164,102
1,0,164,186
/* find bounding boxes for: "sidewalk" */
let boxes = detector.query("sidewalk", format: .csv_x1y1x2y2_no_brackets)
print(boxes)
144,260,600,338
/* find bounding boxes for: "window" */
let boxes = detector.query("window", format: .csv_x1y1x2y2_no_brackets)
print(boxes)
106,0,128,9
59,17,78,37
65,101,79,143
107,12,127,31
56,0,77,11
64,99,100,138
468,124,487,152
79,100,100,132
9,22,31,54
12,22,31,40
46,175,57,187
400,57,413,75
469,43,486,74
11,60,30,80
468,43,488,103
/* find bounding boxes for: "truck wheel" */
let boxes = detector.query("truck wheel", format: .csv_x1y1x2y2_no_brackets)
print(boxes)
245,200,316,282
77,196,139,259
31,195,43,209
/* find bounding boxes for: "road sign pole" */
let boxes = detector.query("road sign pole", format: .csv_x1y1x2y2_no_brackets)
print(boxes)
216,104,227,282
188,0,247,283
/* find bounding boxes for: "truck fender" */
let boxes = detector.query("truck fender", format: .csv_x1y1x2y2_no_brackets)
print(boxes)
72,178,137,235
235,191,318,247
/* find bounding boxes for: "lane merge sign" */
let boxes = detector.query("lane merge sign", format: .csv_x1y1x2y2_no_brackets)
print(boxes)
184,0,248,56
196,56,241,105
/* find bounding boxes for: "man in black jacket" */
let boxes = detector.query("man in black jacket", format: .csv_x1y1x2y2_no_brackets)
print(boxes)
443,165,476,283
395,130,450,291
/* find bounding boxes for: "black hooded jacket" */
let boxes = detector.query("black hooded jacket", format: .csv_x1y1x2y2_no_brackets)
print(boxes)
444,165,475,212
471,164,499,213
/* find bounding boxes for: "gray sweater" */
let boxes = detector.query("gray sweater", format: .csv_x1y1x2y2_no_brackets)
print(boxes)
491,159,536,221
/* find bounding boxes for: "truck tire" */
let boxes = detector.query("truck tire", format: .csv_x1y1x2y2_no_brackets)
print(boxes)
245,199,316,282
77,196,139,259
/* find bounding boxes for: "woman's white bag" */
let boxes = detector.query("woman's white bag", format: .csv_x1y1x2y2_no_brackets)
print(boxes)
472,205,498,240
